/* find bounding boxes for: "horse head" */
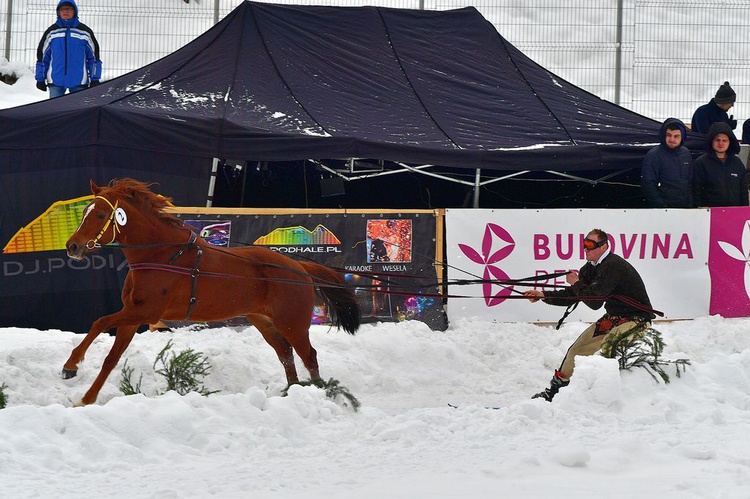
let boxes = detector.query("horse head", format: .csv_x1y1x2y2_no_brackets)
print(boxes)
66,180,124,260
66,178,179,260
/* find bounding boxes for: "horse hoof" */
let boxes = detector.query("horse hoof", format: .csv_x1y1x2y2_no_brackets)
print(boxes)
61,368,78,379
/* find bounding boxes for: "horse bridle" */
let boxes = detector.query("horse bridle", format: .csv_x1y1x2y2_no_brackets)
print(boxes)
86,195,121,249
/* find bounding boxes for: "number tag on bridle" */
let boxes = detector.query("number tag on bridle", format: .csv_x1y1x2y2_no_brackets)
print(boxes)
115,207,128,226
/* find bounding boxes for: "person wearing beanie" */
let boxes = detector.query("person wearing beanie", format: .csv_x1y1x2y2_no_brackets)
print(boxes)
694,121,748,207
35,0,102,98
640,118,695,208
691,81,737,134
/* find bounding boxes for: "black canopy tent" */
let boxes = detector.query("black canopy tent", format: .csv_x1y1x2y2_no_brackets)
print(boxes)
0,2,666,330
1,3,664,211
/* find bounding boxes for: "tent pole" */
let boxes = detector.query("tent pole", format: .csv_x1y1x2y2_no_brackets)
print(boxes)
472,168,481,208
240,162,248,208
207,158,219,207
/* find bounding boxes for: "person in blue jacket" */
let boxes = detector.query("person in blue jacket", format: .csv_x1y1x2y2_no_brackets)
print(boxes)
691,81,737,134
640,118,694,208
35,0,102,98
694,122,749,207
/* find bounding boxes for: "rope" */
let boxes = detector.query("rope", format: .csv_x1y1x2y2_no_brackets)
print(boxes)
99,234,662,317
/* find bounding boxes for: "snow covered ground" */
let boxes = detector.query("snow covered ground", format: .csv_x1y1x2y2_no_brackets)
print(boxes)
3,19,750,499
0,58,42,109
1,315,749,498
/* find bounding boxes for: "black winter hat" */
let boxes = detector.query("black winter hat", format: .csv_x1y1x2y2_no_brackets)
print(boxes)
715,81,736,104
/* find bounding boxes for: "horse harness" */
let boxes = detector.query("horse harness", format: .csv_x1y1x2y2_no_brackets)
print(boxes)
85,195,122,249
129,232,207,321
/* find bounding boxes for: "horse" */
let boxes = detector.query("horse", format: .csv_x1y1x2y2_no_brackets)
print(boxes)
64,178,360,406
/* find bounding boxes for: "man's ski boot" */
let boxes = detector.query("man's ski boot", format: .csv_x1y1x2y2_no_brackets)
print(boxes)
532,372,569,402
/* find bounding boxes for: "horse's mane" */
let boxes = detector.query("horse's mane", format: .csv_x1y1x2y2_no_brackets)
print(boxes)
103,178,183,228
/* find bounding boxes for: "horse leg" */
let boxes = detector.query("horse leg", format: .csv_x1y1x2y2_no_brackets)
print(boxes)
247,314,300,384
265,307,320,380
76,324,139,406
62,312,124,378
64,274,144,378
62,331,104,378
286,331,320,381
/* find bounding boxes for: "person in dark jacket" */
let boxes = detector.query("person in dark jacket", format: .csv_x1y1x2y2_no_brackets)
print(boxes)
691,81,737,134
524,229,655,402
35,0,102,98
694,122,749,207
640,118,694,208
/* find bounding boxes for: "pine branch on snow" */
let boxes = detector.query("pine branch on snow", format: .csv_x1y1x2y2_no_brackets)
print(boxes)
601,325,690,383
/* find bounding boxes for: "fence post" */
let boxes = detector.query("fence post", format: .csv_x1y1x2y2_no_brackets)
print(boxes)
4,0,13,61
614,0,623,105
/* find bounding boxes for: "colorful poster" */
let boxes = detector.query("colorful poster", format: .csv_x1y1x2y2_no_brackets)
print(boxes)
190,211,444,330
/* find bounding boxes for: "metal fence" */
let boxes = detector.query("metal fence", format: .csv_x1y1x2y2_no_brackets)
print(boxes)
3,0,750,128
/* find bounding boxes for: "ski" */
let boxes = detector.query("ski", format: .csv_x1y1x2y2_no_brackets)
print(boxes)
447,403,502,410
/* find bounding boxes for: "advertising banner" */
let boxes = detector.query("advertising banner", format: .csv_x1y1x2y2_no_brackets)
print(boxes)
1,199,445,331
174,210,447,330
6,199,748,331
445,209,712,323
707,207,750,317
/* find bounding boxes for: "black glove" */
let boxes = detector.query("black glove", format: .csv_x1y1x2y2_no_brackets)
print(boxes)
36,81,47,92
89,80,100,87
728,115,738,130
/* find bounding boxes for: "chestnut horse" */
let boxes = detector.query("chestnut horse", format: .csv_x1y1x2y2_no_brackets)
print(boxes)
64,178,360,406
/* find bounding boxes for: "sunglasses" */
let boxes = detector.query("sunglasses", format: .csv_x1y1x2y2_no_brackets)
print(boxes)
582,238,607,250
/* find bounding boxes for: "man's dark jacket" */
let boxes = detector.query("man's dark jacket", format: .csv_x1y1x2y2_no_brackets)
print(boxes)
542,252,655,320
691,99,732,134
640,118,694,208
694,122,749,207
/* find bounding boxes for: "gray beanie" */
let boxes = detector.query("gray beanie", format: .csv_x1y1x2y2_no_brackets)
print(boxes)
715,81,736,104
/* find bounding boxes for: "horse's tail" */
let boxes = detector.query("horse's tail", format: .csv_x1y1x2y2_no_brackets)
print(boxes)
300,261,360,335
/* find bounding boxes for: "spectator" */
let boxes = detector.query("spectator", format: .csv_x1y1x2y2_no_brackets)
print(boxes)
35,0,101,98
523,229,655,402
640,118,694,208
694,122,749,207
691,81,737,134
742,119,750,144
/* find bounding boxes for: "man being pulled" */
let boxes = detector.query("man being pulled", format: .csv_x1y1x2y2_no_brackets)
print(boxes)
523,229,656,402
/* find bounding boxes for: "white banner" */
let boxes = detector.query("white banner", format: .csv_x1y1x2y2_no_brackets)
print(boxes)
445,209,711,323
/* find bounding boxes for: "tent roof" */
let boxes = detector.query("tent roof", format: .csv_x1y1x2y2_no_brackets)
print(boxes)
0,1,661,173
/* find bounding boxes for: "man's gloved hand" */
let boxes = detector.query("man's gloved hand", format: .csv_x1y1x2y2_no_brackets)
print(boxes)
36,81,47,92
728,115,738,130
89,80,100,87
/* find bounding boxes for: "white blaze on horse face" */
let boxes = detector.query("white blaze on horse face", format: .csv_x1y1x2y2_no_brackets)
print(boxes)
115,207,128,226
77,202,96,231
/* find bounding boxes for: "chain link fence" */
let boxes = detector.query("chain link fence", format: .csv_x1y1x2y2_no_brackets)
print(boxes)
3,0,750,128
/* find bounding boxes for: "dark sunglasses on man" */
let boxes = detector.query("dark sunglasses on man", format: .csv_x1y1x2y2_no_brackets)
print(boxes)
582,238,607,251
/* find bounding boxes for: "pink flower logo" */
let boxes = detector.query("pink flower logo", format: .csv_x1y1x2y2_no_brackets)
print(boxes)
458,223,515,306
716,219,750,301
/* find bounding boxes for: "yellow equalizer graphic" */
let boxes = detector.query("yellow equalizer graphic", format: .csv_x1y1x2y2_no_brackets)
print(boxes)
3,195,94,254
254,224,341,245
